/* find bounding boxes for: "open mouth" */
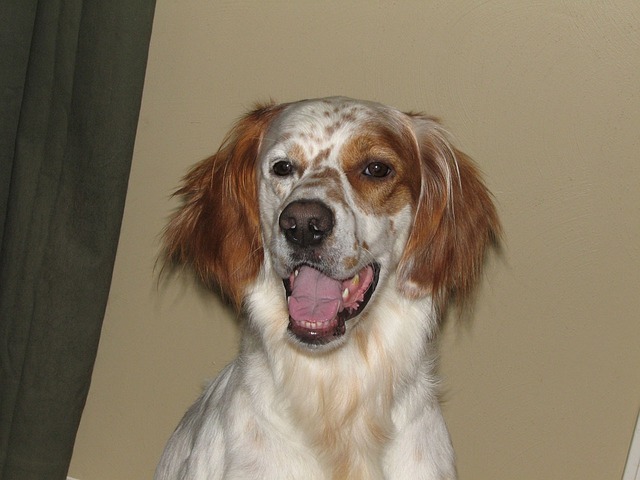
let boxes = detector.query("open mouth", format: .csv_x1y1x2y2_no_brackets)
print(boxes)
283,263,380,346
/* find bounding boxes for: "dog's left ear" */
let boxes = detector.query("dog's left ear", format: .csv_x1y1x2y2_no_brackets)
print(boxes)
397,115,501,309
164,103,283,307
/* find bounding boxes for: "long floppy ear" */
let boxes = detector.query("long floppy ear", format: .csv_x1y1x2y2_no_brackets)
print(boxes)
164,103,283,307
397,115,501,310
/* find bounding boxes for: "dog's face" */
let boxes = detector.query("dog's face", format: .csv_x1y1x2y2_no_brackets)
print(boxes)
257,98,421,346
165,97,499,349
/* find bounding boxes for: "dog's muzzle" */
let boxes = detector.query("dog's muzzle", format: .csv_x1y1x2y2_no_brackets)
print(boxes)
278,199,380,346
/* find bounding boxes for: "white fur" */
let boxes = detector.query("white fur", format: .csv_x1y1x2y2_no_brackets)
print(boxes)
155,98,461,479
155,279,455,479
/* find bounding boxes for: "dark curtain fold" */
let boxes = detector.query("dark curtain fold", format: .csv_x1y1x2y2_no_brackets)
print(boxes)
0,1,156,479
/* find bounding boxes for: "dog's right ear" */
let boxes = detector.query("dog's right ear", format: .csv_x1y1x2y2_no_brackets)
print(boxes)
163,103,283,307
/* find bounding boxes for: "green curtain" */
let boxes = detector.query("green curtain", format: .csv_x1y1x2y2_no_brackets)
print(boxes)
0,1,156,479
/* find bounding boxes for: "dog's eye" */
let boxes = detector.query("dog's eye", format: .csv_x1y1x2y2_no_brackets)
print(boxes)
272,160,293,176
363,161,392,178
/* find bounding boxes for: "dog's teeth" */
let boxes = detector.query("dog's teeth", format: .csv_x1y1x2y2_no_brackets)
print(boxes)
294,269,299,277
342,288,349,300
352,274,360,285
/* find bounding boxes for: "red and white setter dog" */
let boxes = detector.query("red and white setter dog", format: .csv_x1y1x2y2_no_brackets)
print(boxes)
156,97,500,479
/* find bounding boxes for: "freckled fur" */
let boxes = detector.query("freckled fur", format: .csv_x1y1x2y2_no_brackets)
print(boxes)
287,143,309,166
156,97,500,480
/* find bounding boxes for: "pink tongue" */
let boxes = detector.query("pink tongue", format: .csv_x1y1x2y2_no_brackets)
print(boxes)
288,266,343,323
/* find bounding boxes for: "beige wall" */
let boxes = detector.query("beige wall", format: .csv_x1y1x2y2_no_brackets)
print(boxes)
69,1,640,479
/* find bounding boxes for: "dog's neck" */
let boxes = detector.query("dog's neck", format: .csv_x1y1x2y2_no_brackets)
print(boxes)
243,272,440,479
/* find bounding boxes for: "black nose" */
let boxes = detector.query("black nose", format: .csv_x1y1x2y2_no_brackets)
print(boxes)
279,200,334,247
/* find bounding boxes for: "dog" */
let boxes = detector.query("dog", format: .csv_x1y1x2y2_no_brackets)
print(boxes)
155,97,500,479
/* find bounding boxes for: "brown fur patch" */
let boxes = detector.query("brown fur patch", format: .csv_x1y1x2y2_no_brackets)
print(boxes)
298,167,350,209
340,111,358,123
311,166,341,180
342,255,359,270
354,327,369,364
313,147,332,163
341,126,422,216
287,143,309,174
324,122,339,136
163,103,283,306
397,115,502,308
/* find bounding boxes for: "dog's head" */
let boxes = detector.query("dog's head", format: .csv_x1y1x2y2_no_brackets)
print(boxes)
165,97,499,348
